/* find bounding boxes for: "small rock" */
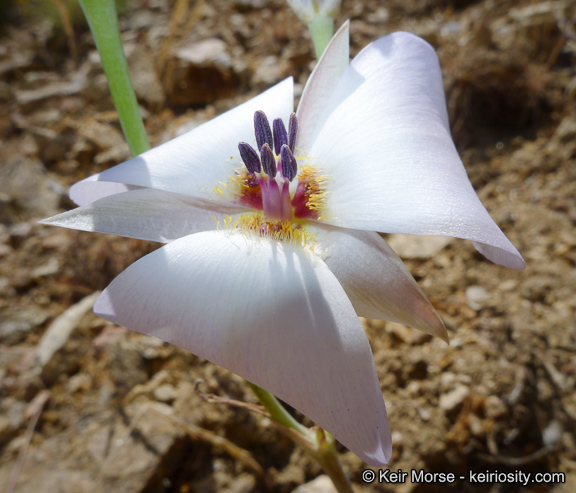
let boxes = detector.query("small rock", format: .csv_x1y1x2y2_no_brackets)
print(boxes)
292,475,337,493
468,414,485,438
439,385,470,412
366,6,390,23
153,384,178,403
440,372,457,389
466,285,489,311
167,38,240,105
386,322,432,345
406,381,420,396
31,257,60,278
543,420,563,447
387,234,453,259
392,431,403,444
418,407,431,422
499,279,518,291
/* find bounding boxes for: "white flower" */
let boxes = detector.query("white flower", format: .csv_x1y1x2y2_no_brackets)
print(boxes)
287,0,341,24
42,22,524,466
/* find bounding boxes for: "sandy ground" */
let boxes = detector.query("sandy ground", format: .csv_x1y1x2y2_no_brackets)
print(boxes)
1,0,575,491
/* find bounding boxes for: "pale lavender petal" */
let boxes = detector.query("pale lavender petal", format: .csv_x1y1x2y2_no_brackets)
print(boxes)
95,230,392,465
40,188,247,243
310,224,447,340
69,182,144,206
71,78,294,206
296,21,349,149
307,32,525,269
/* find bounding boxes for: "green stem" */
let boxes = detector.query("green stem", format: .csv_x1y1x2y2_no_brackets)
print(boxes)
78,0,150,156
248,383,355,493
312,429,354,493
247,382,308,435
308,16,335,59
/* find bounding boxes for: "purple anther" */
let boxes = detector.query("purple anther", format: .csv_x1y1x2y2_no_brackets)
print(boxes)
280,144,297,181
272,118,288,155
238,142,261,174
254,111,273,151
260,143,277,177
288,113,298,153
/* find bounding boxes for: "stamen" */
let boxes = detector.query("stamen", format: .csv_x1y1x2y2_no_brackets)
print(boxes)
260,143,277,177
234,112,309,221
254,110,273,151
288,113,298,153
280,144,297,182
272,118,288,155
238,142,261,174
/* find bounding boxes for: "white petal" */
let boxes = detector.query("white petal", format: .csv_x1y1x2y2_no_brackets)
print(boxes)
95,230,391,465
307,32,525,270
70,78,294,206
296,21,349,148
69,182,144,206
40,189,246,242
311,224,447,340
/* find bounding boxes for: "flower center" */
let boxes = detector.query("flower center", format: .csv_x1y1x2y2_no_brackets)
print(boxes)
236,111,324,221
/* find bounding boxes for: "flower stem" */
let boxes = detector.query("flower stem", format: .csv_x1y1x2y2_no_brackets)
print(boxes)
311,429,355,493
248,383,355,493
308,16,335,59
246,382,308,435
78,0,150,156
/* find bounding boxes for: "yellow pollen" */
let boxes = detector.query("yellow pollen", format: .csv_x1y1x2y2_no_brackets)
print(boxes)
219,214,316,251
298,164,331,221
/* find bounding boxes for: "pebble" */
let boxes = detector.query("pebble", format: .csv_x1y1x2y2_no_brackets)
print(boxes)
292,475,337,493
31,257,60,278
153,384,178,403
418,407,431,422
543,420,563,447
392,431,403,444
387,234,453,259
439,385,470,412
499,279,518,291
466,285,490,310
167,38,240,105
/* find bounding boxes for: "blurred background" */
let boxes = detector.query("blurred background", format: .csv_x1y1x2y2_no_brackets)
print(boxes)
0,0,575,491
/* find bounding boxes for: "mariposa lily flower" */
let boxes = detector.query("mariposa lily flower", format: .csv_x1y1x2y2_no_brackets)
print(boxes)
42,22,524,466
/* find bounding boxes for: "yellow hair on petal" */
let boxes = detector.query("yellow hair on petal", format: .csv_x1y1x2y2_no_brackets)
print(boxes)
298,164,331,221
220,214,316,252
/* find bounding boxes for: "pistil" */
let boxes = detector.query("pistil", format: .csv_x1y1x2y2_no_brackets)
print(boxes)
238,111,299,221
